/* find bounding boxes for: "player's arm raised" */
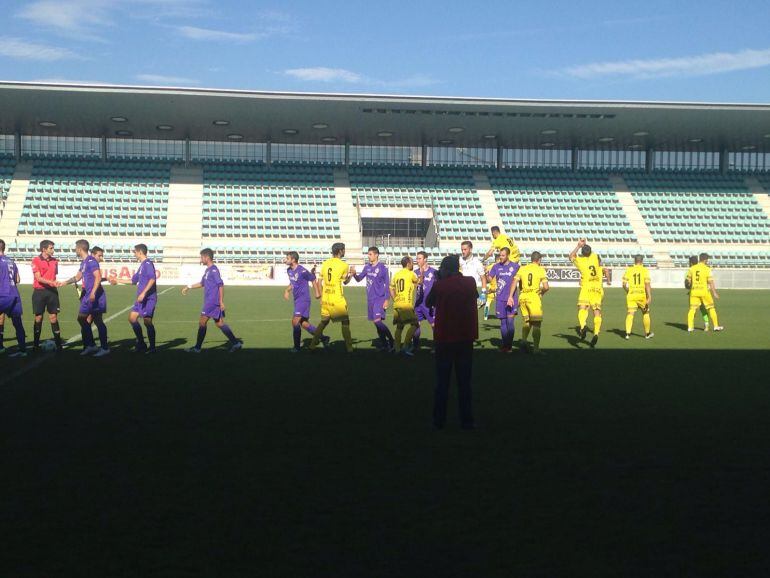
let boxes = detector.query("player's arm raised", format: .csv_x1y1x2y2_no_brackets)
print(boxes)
482,245,495,263
344,265,354,285
568,239,584,263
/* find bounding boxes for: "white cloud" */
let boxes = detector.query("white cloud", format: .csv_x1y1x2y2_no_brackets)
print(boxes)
285,67,364,83
176,25,260,43
562,47,770,80
0,37,81,61
32,77,110,85
136,73,200,85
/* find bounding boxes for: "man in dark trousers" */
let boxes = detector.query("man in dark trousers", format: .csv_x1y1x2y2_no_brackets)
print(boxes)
426,254,478,430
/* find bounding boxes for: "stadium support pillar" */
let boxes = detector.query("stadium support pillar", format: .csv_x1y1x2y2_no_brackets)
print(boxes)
496,146,503,170
719,147,729,174
344,142,350,167
185,138,191,167
14,131,21,161
266,141,272,166
571,147,579,171
101,136,107,162
421,144,427,168
645,148,654,173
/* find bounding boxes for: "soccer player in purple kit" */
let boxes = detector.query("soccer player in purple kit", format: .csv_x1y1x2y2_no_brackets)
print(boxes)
352,246,395,352
0,239,28,357
413,250,437,352
182,248,242,353
109,244,158,353
488,247,520,353
284,251,329,352
59,240,110,357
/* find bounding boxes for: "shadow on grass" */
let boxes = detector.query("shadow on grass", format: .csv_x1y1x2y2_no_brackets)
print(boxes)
665,321,690,332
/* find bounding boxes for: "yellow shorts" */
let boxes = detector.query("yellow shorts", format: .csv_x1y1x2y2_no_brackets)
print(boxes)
519,296,543,321
393,307,417,325
578,286,604,309
689,293,714,309
321,299,349,320
626,295,648,312
486,292,496,306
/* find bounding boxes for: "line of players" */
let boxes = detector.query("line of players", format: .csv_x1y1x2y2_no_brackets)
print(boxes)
0,228,724,357
0,238,243,357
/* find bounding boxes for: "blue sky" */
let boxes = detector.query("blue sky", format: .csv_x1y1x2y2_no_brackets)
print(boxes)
1,0,769,102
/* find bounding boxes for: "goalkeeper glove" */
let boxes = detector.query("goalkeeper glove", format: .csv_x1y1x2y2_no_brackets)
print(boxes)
477,289,487,309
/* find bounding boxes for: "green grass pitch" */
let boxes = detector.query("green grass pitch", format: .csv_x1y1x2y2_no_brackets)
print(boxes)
2,285,769,576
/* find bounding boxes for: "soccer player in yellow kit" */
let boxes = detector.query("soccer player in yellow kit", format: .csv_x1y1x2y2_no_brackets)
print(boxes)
569,239,609,348
514,251,549,354
390,256,419,356
309,242,354,352
686,253,723,333
622,254,653,340
686,255,710,331
483,226,521,264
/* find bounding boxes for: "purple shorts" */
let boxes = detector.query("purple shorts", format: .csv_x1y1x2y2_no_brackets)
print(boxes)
415,304,434,325
293,298,311,320
367,298,387,321
495,300,517,319
79,292,107,315
0,295,23,317
132,296,157,318
201,304,224,320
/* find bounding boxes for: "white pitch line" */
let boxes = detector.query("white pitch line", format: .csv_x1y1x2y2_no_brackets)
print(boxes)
1,286,176,387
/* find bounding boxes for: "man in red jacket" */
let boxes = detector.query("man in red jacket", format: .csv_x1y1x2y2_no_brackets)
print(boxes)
426,254,478,430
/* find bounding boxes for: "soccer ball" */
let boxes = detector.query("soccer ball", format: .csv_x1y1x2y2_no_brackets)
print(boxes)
40,340,57,352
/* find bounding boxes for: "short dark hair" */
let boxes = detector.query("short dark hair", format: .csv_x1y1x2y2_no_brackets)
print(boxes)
461,241,473,249
75,239,90,252
699,252,709,262
91,246,103,255
401,256,412,268
134,243,148,255
416,250,428,260
40,239,54,251
367,246,380,255
286,251,299,263
499,247,510,256
634,254,644,264
0,239,5,252
531,251,542,262
331,242,345,256
200,248,214,261
581,244,592,257
490,226,500,233
689,256,698,266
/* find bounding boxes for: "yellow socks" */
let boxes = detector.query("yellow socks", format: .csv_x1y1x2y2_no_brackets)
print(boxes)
687,307,696,330
593,315,602,335
643,313,651,334
708,308,719,327
394,326,403,352
578,308,588,329
625,313,634,335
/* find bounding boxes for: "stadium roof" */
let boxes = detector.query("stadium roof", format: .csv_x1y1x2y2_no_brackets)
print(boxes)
1,81,769,151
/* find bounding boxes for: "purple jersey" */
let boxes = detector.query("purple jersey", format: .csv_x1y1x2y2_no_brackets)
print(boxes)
287,265,315,304
79,255,101,295
415,266,437,307
355,262,389,302
201,264,224,308
0,255,20,298
132,259,157,298
489,261,520,304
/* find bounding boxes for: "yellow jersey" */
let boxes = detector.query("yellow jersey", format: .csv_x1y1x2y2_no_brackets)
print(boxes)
485,263,497,294
516,263,548,296
390,268,418,309
573,254,602,288
320,257,349,302
686,263,712,297
492,234,521,262
622,264,650,297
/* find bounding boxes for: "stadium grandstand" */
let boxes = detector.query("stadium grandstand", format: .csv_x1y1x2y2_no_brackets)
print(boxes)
1,81,769,273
